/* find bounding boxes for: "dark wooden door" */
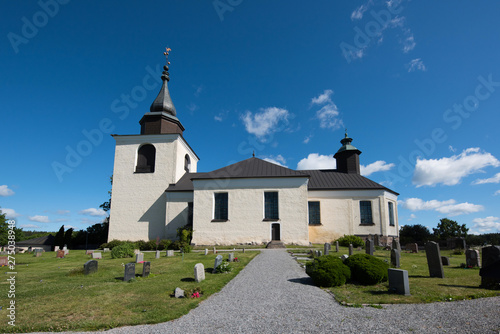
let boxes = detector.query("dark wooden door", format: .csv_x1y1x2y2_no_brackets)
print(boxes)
272,223,280,241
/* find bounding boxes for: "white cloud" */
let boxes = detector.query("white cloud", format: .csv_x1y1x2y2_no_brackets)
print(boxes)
79,208,108,217
494,190,500,196
263,155,288,168
399,198,484,217
402,30,416,53
470,216,500,234
56,210,70,215
311,89,333,105
20,224,40,229
0,185,14,197
80,217,104,225
412,148,500,187
408,58,426,72
241,107,289,142
297,153,336,170
186,103,198,112
2,208,20,219
193,85,203,97
472,172,500,185
214,115,223,122
361,161,395,176
28,215,50,223
63,225,77,230
407,213,417,221
303,135,312,144
56,218,69,223
351,4,369,20
449,145,456,152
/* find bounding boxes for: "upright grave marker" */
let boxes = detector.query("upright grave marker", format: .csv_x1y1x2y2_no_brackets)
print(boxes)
466,249,480,268
83,260,98,275
136,253,144,263
335,241,339,252
348,244,353,256
324,243,330,255
34,249,43,257
441,256,450,266
56,250,65,258
425,241,444,278
194,263,205,282
142,261,151,277
391,249,400,268
204,249,208,256
388,268,410,295
479,245,500,289
213,255,223,273
92,252,102,259
374,234,380,247
365,239,374,256
228,253,234,262
406,243,418,253
124,263,135,281
392,238,401,253
166,250,174,257
155,250,160,259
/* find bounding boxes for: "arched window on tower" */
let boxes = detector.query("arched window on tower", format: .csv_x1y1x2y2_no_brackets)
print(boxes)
184,154,191,172
136,144,156,173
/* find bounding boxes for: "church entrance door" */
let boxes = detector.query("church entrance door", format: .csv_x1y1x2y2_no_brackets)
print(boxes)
271,223,280,241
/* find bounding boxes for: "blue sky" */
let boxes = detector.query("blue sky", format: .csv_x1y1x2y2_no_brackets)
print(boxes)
1,0,499,236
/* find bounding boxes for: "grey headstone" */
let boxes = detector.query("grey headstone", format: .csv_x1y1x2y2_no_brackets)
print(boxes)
466,249,480,268
388,268,410,295
365,239,374,256
480,246,500,289
63,245,68,251
391,249,400,268
425,241,444,278
86,250,94,255
213,247,216,254
136,253,144,263
392,238,401,253
35,250,42,257
318,250,323,257
213,254,223,273
166,250,174,257
441,256,450,266
103,248,110,252
243,248,245,253
204,249,208,255
124,263,135,281
54,246,60,252
368,234,373,241
142,261,151,277
406,243,419,253
335,241,339,252
134,249,140,255
64,249,69,255
194,263,205,283
228,253,234,262
374,234,380,246
84,260,98,275
341,254,349,261
155,250,160,259
92,252,102,259
174,287,184,298
324,243,330,255
348,244,353,256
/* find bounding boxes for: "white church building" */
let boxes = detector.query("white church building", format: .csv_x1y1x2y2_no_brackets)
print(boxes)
108,55,399,246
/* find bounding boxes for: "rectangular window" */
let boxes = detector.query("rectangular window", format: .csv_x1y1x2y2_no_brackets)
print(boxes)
308,201,321,225
360,201,373,225
187,202,193,226
388,202,395,226
214,193,228,221
264,192,279,220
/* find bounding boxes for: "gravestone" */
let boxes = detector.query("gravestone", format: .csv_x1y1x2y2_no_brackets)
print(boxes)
365,239,374,256
388,268,410,295
174,287,184,298
348,244,353,256
0,256,8,266
368,234,373,241
124,263,135,281
479,246,500,289
142,261,151,277
155,250,160,259
28,247,32,252
166,250,174,257
335,241,339,252
204,249,208,256
441,256,450,266
194,263,205,283
83,260,98,275
213,255,223,273
447,237,466,250
136,253,144,263
425,241,444,278
92,252,102,259
213,247,216,254
64,249,69,256
134,249,140,255
103,248,110,252
340,254,349,261
63,245,67,251
35,249,43,257
318,250,323,257
54,246,60,252
391,249,400,268
243,248,245,253
406,243,418,253
56,250,65,258
465,249,480,268
85,250,94,255
324,243,330,255
228,253,234,262
392,238,401,253
374,234,380,247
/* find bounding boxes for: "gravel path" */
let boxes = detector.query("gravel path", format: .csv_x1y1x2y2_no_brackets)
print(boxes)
100,249,500,334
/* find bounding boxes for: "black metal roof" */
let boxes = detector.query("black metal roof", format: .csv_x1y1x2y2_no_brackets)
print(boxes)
16,234,54,246
166,157,398,195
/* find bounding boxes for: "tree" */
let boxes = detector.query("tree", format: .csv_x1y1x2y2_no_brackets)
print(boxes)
399,224,432,246
0,208,25,245
433,218,468,240
54,225,65,248
64,228,74,248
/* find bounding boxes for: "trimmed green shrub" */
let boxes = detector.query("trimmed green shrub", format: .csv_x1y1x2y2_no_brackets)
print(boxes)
344,253,388,285
306,255,351,287
336,235,364,248
169,240,192,253
110,242,135,259
158,239,171,250
100,239,124,250
134,240,148,251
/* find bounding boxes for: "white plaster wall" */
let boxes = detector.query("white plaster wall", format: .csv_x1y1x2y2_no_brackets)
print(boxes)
108,134,197,242
165,191,193,240
191,177,309,245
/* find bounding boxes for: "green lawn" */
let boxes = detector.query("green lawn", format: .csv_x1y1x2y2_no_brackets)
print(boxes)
303,247,500,305
0,250,257,333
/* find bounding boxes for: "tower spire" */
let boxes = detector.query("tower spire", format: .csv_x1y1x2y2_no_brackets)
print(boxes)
150,47,177,116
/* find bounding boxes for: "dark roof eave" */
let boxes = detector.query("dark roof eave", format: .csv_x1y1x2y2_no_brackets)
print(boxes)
191,175,310,181
308,187,399,196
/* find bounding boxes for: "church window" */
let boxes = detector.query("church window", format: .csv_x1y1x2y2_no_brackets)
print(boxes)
187,202,193,226
264,192,279,220
388,202,395,226
360,201,373,225
184,154,191,172
214,193,228,221
308,201,321,225
135,144,156,173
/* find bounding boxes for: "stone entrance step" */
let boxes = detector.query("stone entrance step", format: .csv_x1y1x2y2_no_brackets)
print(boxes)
266,241,286,249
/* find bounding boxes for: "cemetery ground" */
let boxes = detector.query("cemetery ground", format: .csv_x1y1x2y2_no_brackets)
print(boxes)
0,250,257,333
291,246,500,305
